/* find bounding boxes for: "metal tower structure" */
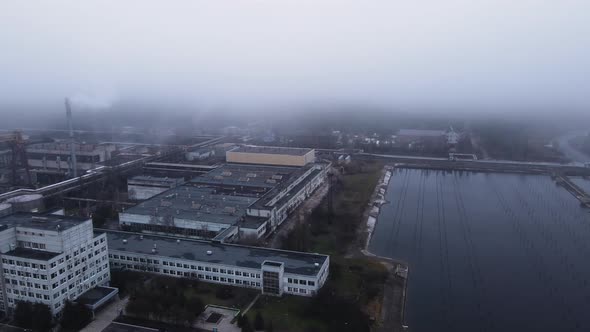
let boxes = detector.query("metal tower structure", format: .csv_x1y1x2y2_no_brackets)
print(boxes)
65,98,78,178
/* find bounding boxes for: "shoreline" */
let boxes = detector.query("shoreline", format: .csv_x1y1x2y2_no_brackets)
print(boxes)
358,165,410,331
363,165,393,252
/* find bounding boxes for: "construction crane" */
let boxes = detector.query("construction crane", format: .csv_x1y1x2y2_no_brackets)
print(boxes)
0,131,32,186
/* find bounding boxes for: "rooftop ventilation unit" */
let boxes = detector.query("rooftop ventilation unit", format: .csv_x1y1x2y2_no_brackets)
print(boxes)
176,239,181,243
123,239,127,244
206,250,213,255
314,263,320,267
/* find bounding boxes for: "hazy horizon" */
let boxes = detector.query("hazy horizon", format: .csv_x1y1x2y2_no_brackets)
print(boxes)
1,1,589,116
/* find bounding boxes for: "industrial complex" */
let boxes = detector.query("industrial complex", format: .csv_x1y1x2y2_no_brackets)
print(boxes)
0,137,334,321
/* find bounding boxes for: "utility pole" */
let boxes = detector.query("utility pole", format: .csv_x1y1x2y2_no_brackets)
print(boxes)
65,98,77,178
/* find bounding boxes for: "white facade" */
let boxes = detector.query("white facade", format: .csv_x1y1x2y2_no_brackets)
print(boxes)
106,232,329,297
0,215,111,316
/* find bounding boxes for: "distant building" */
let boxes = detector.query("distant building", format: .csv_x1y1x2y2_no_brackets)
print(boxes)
227,145,316,167
185,148,214,162
446,127,460,145
127,175,185,200
106,230,329,297
396,128,459,146
213,143,239,159
27,142,117,173
0,213,114,317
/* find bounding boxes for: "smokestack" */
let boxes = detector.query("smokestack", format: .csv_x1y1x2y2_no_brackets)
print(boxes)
65,98,77,178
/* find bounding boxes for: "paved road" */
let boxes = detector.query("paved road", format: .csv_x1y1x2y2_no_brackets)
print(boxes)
555,130,590,164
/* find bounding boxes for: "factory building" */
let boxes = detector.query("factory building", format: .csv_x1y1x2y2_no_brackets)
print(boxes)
227,145,316,167
127,175,185,200
106,230,329,297
118,186,264,241
27,142,117,172
0,213,115,317
190,162,329,234
242,163,328,231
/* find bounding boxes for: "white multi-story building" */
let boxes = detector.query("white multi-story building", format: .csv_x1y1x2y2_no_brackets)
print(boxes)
0,213,114,317
106,230,330,297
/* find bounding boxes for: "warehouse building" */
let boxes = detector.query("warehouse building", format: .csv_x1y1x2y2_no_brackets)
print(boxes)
227,145,316,167
118,186,264,240
244,163,328,231
106,230,329,297
0,213,115,317
190,162,329,233
127,175,185,200
189,164,298,196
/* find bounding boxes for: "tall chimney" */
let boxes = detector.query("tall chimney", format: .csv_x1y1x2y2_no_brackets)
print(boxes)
65,98,77,177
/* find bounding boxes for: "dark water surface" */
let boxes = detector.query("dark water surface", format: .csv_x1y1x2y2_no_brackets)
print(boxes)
369,169,590,332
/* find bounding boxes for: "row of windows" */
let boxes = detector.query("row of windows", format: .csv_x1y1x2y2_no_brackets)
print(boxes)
2,259,47,270
113,262,261,287
16,241,47,250
287,287,309,294
4,278,49,289
3,269,48,279
127,223,218,238
15,230,45,237
287,277,315,287
110,254,261,278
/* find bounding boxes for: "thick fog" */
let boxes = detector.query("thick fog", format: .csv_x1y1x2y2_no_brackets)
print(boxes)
1,0,589,115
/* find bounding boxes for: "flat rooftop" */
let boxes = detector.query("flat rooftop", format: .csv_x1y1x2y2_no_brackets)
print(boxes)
122,186,258,226
128,175,185,186
230,145,313,156
190,164,298,190
3,247,61,261
0,212,89,232
105,231,328,276
251,164,325,209
76,286,118,308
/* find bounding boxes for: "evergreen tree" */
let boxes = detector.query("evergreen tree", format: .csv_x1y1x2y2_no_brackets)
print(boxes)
31,302,53,332
254,311,265,331
241,315,253,332
60,301,93,331
13,301,33,329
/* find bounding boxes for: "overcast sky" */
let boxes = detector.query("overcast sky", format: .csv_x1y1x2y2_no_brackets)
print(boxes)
1,0,589,114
